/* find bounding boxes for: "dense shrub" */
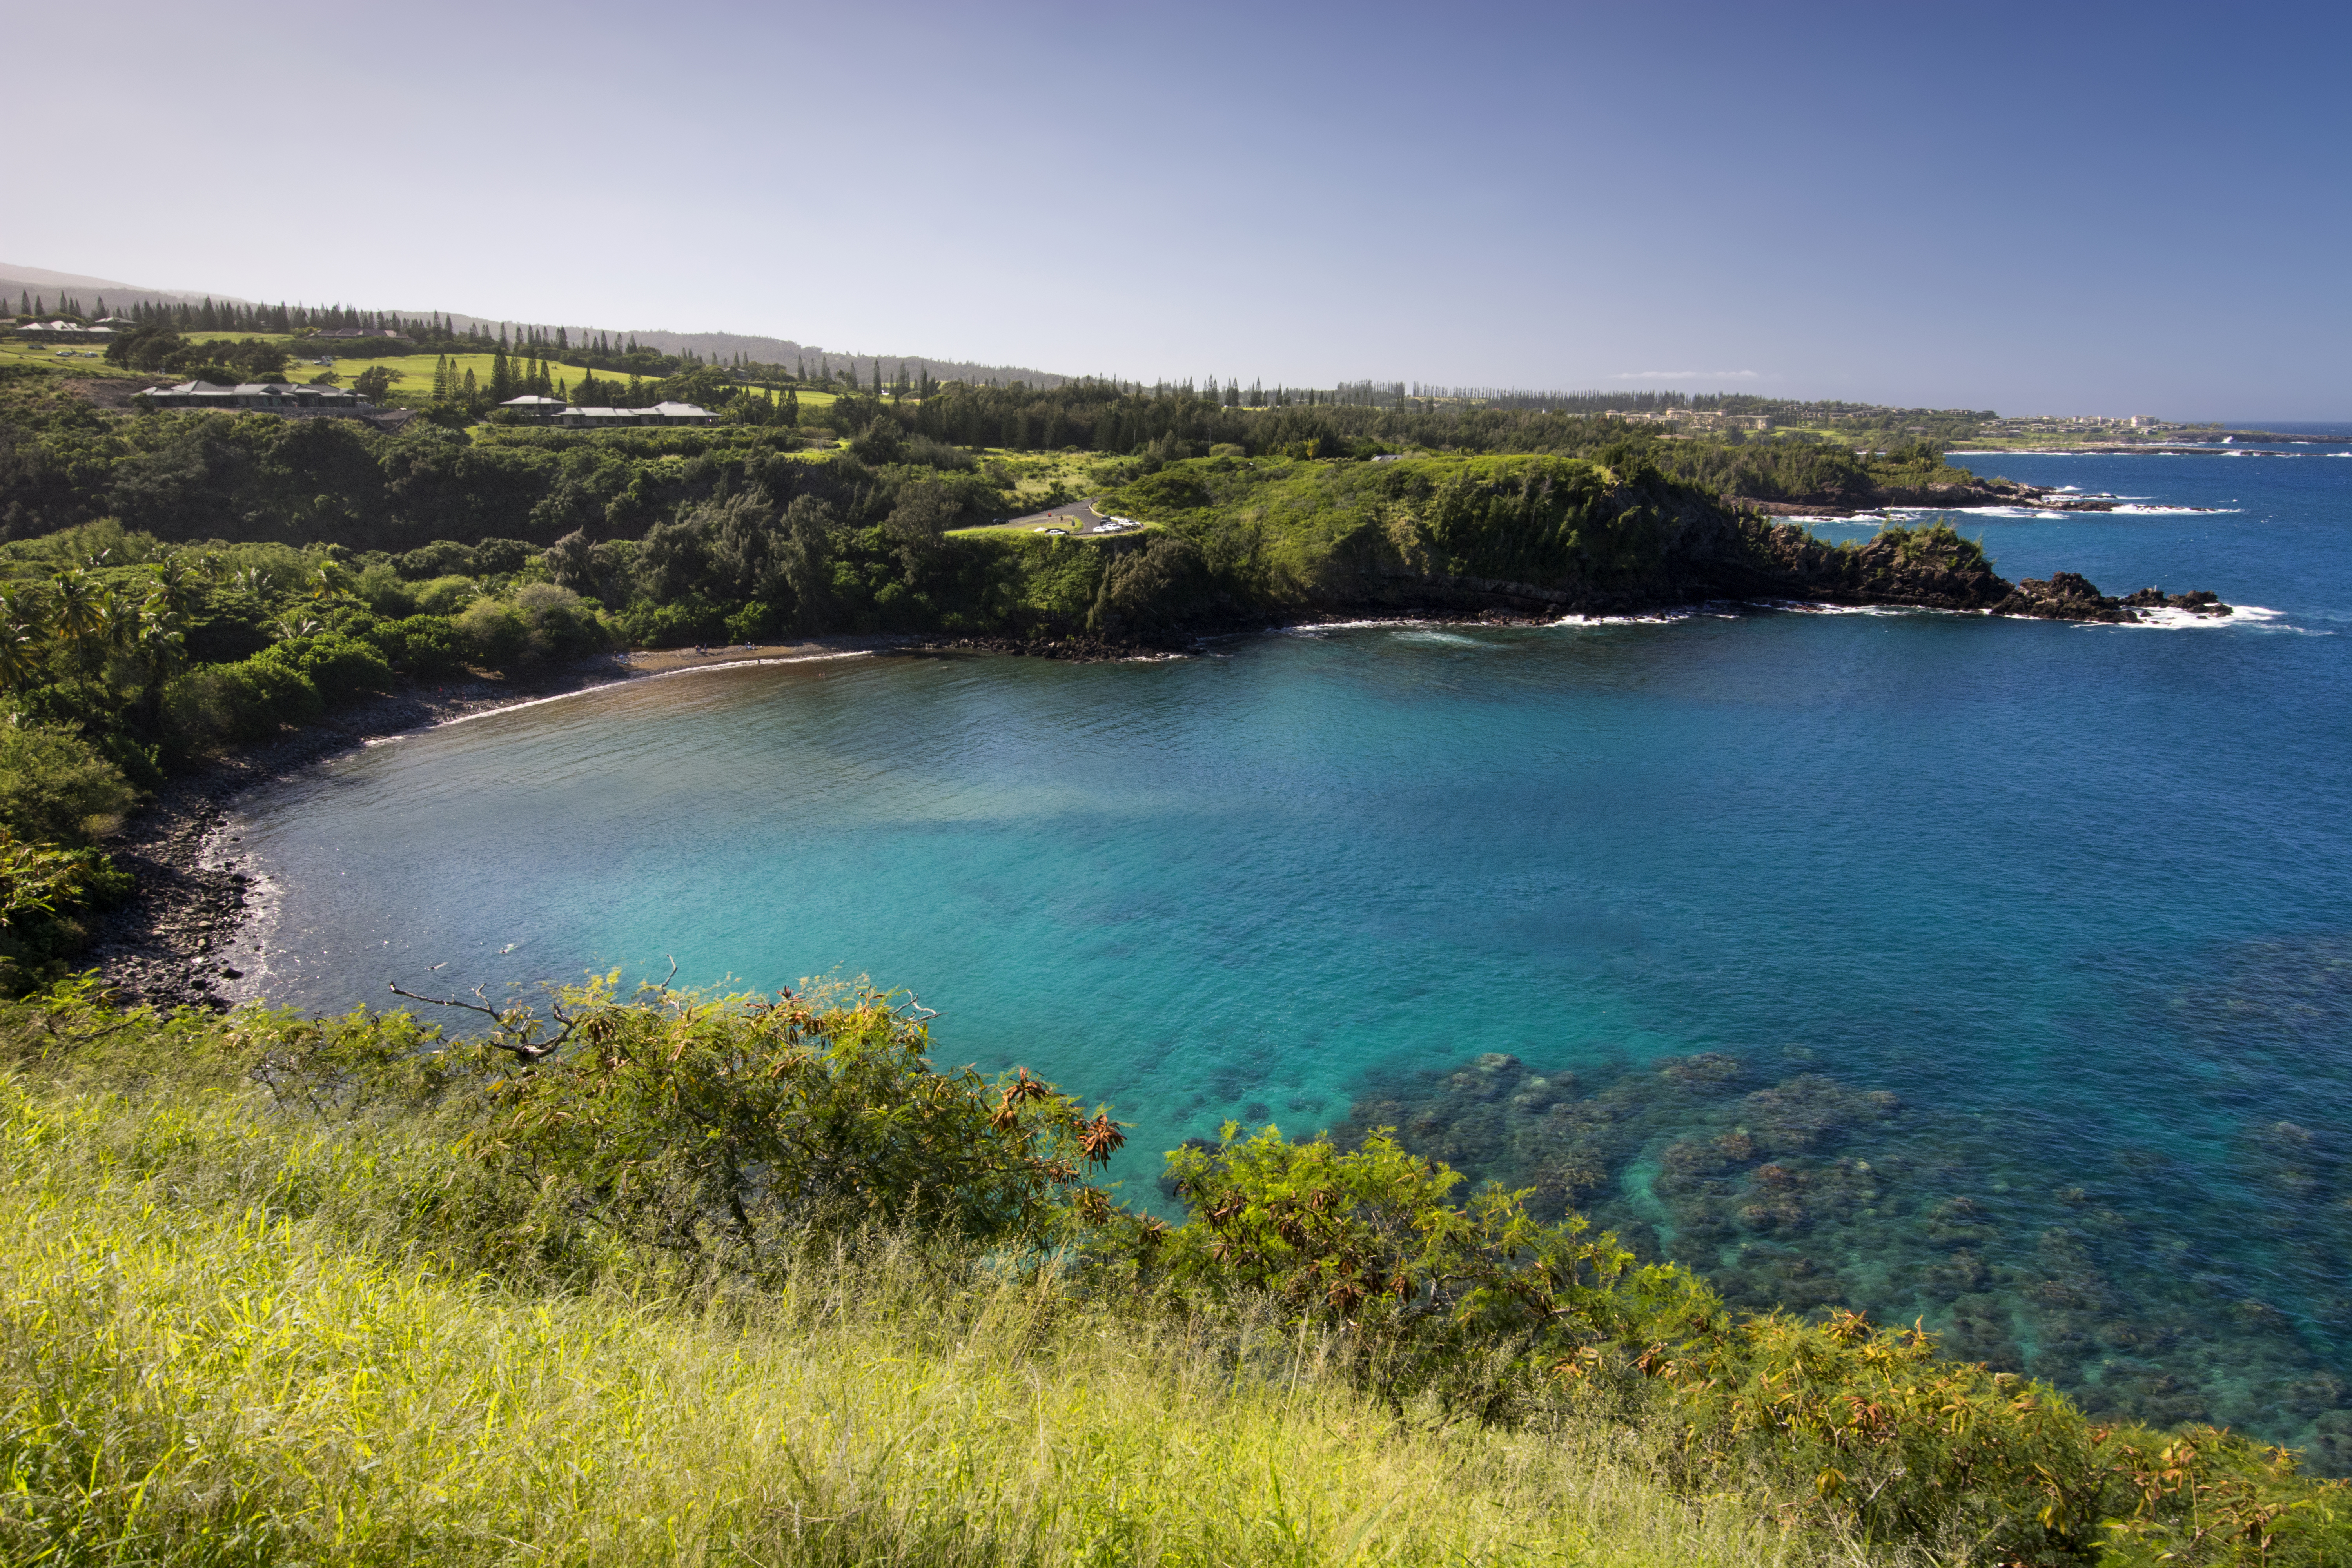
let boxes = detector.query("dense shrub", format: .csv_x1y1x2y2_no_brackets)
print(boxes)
367,613,466,677
512,581,606,659
0,722,135,844
243,975,1124,1271
454,597,528,667
351,561,416,617
259,634,393,704
408,573,481,616
396,541,478,579
616,596,729,649
0,831,129,989
161,655,321,748
472,537,533,575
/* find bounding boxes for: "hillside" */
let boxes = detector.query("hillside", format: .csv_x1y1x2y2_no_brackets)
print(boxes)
1,262,1073,390
3,977,2344,1566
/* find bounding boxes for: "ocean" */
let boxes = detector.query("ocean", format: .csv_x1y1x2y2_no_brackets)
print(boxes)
230,439,2352,1464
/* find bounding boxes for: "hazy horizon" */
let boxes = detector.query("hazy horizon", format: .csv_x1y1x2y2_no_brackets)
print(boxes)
7,1,2346,419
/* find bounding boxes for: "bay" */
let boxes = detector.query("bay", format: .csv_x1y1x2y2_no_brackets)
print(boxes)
232,441,2352,1463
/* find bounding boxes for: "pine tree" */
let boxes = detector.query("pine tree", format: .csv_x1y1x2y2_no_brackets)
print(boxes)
431,355,451,402
489,345,513,402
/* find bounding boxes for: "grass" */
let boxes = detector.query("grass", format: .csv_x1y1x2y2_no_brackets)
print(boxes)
941,450,1126,527
0,1044,1840,1568
0,339,128,375
155,334,847,411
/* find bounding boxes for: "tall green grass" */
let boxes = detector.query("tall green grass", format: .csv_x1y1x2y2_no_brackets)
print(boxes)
0,1050,1846,1568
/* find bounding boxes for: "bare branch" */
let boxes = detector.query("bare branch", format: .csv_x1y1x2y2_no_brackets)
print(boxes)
388,981,500,1019
387,979,577,1061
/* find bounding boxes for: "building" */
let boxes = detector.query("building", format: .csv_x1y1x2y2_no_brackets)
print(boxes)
1602,408,1770,432
506,397,716,428
134,380,377,415
13,319,120,343
308,327,409,343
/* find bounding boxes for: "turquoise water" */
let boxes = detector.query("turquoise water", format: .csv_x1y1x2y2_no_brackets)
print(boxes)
236,444,2352,1463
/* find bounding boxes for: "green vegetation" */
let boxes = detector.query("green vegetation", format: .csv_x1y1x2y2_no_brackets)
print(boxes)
1,976,2342,1564
0,355,2144,1000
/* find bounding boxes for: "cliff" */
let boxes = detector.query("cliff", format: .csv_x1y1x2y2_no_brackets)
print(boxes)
1088,454,2232,633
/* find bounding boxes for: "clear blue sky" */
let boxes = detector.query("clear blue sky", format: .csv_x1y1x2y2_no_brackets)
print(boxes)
7,0,2346,417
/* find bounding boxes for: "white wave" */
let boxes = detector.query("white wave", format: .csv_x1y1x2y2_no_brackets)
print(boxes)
434,652,875,728
1549,606,1735,626
2107,503,2239,515
1755,600,1972,618
2113,603,2285,631
1392,629,1491,647
1280,617,1443,635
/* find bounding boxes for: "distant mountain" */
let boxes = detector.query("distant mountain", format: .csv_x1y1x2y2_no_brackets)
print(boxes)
0,262,1074,388
0,263,215,311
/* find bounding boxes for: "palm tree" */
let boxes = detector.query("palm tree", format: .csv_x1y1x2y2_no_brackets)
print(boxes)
0,589,47,692
132,594,189,731
307,562,356,607
48,570,111,675
148,555,198,619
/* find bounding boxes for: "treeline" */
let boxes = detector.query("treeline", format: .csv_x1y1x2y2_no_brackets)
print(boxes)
0,367,1985,564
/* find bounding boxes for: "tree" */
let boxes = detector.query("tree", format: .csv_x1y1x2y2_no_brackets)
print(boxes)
883,478,958,584
47,571,113,676
0,721,136,845
352,365,400,404
0,589,47,691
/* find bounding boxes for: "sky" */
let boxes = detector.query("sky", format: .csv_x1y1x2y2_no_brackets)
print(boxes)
5,0,2347,418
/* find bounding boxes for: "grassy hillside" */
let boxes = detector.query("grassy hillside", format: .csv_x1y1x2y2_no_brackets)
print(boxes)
1085,451,1737,621
1,978,2343,1566
167,334,847,411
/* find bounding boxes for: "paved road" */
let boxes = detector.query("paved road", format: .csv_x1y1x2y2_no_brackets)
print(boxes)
995,500,1143,535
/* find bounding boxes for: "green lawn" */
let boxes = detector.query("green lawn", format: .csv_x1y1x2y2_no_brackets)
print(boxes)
172,333,846,410
0,338,131,374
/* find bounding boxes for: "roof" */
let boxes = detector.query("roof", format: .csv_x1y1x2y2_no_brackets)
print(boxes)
500,395,568,407
137,380,372,403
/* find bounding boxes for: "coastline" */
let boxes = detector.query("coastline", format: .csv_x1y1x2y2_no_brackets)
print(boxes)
88,636,913,1011
92,557,2248,1012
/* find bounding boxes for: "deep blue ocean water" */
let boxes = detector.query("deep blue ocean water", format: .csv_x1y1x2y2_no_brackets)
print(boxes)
232,442,2352,1462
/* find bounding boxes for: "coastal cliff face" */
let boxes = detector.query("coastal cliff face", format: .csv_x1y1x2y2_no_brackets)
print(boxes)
1692,516,2009,610
1091,454,2230,632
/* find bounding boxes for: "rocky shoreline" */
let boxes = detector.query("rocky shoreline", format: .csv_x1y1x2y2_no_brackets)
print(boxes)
88,656,666,1011
1733,478,2197,517
85,535,2238,1011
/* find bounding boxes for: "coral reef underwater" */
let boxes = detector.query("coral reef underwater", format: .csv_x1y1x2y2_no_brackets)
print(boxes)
1327,935,2352,1473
